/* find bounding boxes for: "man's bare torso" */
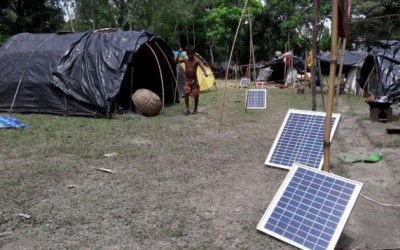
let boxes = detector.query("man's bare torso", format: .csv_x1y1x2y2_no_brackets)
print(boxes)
184,58,199,81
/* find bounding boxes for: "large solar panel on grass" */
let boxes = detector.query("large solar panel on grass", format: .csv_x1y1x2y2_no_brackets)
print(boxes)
265,109,341,170
257,163,363,250
246,89,267,109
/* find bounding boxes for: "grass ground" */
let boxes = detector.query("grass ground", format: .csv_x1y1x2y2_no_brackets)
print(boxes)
1,80,398,249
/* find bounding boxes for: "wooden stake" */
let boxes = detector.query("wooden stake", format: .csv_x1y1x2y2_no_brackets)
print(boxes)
323,0,339,172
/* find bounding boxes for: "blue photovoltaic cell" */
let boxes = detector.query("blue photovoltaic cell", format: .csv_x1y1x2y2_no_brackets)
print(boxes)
246,89,267,109
265,109,340,170
257,164,362,250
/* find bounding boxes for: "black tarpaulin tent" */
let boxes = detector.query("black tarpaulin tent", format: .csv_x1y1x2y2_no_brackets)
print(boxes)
0,29,177,117
317,50,368,94
317,50,368,76
358,40,400,102
256,56,305,83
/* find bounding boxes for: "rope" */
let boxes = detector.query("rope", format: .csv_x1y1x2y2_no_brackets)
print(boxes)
145,42,165,112
218,0,250,132
9,33,56,113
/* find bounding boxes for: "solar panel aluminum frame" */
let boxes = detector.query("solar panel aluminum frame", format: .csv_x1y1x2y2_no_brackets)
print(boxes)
246,89,267,109
257,163,363,250
265,109,341,170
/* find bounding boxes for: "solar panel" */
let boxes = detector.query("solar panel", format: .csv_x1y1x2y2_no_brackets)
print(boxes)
240,77,250,88
246,89,267,109
265,109,341,170
257,163,363,250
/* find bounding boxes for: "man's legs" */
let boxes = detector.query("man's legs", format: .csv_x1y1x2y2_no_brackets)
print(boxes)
184,93,190,115
192,97,199,114
192,84,200,114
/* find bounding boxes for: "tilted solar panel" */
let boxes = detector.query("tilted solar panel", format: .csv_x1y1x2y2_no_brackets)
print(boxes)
240,77,250,87
246,89,267,109
265,109,341,170
257,163,363,250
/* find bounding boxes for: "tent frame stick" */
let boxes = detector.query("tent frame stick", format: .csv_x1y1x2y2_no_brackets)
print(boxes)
9,34,55,113
154,41,178,102
129,67,134,112
145,43,165,112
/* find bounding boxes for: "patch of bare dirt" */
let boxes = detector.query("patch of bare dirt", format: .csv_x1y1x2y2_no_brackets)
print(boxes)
1,87,399,250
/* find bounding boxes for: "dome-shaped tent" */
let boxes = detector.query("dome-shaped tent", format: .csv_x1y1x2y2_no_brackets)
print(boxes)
0,29,177,117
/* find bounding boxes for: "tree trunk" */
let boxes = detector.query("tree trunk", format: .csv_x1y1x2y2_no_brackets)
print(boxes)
209,43,214,67
91,0,96,29
311,0,318,111
63,0,75,32
192,22,196,47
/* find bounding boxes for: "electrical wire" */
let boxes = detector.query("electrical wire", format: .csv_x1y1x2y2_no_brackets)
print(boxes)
329,170,400,208
359,193,400,207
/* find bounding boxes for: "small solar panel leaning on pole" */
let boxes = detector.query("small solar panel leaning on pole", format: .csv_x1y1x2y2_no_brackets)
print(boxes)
265,109,341,170
257,163,363,250
246,89,267,110
239,77,250,88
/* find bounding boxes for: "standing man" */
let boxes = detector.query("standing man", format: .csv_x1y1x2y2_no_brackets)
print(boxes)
176,45,208,115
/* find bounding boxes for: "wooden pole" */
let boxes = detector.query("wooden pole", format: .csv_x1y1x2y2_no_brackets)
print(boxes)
250,17,257,84
322,0,339,172
334,38,347,110
311,0,318,111
284,41,288,85
303,51,308,98
218,0,249,132
318,59,326,112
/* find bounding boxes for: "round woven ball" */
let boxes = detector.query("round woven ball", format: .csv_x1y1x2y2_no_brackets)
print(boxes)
131,89,162,116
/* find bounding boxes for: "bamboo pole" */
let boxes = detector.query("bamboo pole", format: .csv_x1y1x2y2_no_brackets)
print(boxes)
322,0,339,172
145,43,165,112
218,0,249,132
9,34,55,113
154,41,178,103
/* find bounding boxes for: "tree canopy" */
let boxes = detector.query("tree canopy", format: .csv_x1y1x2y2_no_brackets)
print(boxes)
1,0,399,65
0,0,64,43
350,0,400,46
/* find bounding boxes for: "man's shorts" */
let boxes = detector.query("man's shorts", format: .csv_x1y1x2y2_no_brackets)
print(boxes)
184,79,200,98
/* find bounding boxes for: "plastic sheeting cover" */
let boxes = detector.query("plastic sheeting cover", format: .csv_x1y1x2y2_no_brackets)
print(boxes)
0,29,175,116
358,40,400,101
51,30,156,110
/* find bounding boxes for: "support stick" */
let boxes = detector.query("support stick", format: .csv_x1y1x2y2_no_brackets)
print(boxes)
323,0,339,172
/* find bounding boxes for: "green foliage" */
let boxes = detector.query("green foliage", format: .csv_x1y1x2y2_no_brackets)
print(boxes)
0,0,64,44
74,0,118,31
351,0,400,46
319,27,331,51
2,0,399,68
